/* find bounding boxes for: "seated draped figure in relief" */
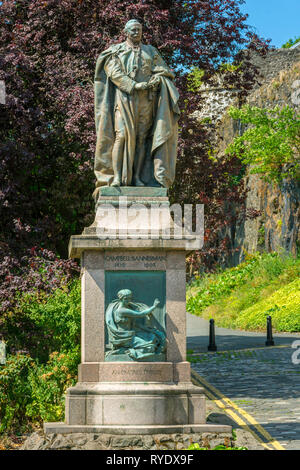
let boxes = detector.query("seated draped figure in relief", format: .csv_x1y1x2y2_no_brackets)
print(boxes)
105,289,166,361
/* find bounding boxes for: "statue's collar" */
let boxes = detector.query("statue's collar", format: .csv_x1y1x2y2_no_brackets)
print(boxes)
125,39,142,51
113,42,148,58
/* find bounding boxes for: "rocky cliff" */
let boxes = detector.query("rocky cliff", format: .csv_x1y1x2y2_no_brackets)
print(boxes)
200,48,300,263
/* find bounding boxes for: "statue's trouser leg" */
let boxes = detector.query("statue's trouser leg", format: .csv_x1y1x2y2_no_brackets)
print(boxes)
133,92,154,184
112,109,125,184
134,136,147,183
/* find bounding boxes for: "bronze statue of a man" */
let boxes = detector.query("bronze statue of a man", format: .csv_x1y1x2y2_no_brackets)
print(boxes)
93,19,180,196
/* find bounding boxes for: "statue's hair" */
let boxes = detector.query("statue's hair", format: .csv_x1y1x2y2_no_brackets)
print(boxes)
117,289,133,299
124,19,142,33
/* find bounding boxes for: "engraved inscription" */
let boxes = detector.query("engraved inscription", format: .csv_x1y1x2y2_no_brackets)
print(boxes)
104,254,167,270
99,363,173,382
111,368,162,376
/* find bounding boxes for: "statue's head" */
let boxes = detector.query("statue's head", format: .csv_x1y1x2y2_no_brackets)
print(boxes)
124,19,142,44
117,289,133,304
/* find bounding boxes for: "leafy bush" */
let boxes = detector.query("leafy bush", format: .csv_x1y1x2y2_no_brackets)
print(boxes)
226,105,300,182
0,354,34,432
0,280,81,433
235,279,300,331
187,252,266,314
187,252,300,332
0,247,79,314
0,348,80,433
18,279,81,360
26,348,80,424
0,250,80,359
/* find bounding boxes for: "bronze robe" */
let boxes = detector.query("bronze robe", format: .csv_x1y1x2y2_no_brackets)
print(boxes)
105,299,165,361
94,42,180,193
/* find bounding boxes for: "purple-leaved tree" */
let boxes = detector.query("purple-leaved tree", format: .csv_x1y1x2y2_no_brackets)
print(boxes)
0,0,269,271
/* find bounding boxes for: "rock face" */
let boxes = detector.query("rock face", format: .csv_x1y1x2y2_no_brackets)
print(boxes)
241,175,300,258
249,48,300,86
203,48,300,263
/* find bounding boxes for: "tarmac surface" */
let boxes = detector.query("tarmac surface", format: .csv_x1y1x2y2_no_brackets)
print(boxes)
186,313,300,450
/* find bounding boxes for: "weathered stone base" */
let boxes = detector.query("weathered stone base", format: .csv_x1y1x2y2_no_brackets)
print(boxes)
22,430,234,450
44,423,231,435
62,382,207,427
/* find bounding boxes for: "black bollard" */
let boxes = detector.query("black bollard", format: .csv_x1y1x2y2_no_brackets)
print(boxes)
208,319,217,352
265,315,275,346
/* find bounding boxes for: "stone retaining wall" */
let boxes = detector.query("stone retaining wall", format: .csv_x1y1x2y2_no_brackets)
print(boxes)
21,430,234,450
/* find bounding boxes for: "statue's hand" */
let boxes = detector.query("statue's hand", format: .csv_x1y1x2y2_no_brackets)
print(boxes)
153,298,160,308
134,82,148,91
148,76,161,89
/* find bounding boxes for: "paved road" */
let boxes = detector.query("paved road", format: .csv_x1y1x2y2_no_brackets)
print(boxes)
186,313,300,450
187,313,299,352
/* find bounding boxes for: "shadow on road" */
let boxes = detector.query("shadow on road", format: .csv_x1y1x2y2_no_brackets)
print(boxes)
187,334,299,352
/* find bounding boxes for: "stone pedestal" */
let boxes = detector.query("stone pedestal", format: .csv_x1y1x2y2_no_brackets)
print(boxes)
44,188,230,436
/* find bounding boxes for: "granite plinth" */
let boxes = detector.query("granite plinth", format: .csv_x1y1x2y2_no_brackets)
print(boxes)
63,382,206,427
69,236,200,258
46,192,207,433
95,187,169,210
84,187,203,250
98,186,168,197
44,423,232,436
78,362,191,383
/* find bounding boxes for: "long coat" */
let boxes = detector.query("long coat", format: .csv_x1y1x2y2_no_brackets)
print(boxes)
93,41,180,197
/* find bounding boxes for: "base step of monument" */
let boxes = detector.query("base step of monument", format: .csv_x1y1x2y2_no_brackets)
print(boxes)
21,423,234,450
23,426,236,450
44,422,231,435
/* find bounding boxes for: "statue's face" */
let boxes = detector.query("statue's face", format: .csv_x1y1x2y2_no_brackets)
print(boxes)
122,294,132,306
126,23,142,44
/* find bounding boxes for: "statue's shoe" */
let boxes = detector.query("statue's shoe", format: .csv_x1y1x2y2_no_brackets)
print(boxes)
111,178,121,187
132,177,145,187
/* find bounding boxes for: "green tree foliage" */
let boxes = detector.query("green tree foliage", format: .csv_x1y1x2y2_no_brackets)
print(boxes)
282,36,300,49
226,105,300,182
0,0,269,268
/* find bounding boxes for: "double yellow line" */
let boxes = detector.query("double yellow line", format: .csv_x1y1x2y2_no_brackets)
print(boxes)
192,369,285,451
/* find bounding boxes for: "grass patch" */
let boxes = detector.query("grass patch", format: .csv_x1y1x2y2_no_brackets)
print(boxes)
187,252,300,332
235,279,300,331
